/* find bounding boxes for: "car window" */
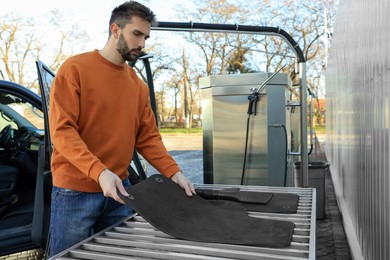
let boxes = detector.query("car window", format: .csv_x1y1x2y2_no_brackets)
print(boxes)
36,61,55,114
0,106,17,130
36,60,56,155
0,93,44,130
39,68,54,112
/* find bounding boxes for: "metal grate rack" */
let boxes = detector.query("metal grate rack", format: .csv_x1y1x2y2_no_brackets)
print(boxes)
51,184,316,260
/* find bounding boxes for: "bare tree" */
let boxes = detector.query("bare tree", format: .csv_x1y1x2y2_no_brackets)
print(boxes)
187,1,250,75
0,14,38,87
0,11,89,90
162,74,183,125
151,49,202,129
133,37,178,83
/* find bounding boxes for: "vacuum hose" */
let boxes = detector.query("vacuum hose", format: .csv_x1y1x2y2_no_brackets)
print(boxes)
240,66,286,185
240,92,259,185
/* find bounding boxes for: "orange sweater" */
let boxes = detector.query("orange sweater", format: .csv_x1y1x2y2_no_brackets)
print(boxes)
49,50,181,192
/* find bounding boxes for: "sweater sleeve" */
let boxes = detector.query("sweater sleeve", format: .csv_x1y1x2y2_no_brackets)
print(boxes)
49,72,107,182
135,96,181,178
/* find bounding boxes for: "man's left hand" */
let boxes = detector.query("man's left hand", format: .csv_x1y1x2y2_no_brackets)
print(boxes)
171,172,195,196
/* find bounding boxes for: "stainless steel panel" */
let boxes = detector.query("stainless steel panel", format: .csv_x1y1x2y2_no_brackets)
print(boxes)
200,73,293,186
212,93,268,185
52,185,316,260
200,73,291,90
325,0,390,259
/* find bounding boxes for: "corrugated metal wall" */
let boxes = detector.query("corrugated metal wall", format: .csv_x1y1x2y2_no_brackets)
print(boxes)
325,0,390,259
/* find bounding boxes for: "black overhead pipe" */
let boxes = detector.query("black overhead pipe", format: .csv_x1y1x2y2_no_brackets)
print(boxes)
152,21,305,63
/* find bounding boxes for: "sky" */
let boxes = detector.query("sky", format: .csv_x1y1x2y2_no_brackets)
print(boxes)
0,0,191,51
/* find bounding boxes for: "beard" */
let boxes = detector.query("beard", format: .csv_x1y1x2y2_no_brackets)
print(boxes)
116,33,141,62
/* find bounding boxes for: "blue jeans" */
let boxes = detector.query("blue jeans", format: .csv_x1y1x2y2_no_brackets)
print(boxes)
48,178,132,257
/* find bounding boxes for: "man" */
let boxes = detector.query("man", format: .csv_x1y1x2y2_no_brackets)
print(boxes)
48,1,195,256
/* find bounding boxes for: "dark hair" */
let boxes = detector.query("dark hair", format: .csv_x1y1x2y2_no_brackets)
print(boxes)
109,1,156,35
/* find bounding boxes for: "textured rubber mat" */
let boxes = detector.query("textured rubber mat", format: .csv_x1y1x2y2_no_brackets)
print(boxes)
242,192,299,213
195,188,274,204
203,191,299,214
118,174,295,247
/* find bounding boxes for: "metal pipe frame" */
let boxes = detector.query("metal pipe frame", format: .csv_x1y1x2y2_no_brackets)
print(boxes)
151,21,309,187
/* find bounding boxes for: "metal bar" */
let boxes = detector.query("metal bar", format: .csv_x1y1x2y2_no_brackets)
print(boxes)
91,237,301,260
256,64,286,94
102,232,309,258
308,188,317,259
299,62,309,187
80,243,229,260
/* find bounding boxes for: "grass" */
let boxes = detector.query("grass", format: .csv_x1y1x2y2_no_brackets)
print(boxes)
159,127,203,135
313,126,326,135
159,126,326,136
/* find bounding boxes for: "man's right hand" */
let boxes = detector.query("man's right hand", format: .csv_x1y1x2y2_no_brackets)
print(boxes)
98,169,129,204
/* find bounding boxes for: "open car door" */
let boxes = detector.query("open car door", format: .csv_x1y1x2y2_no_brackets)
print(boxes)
33,60,56,253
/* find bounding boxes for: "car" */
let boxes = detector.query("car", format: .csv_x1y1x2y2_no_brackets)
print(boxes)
0,60,150,257
0,76,49,256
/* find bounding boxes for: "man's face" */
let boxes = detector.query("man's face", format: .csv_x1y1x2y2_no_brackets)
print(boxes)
115,16,151,62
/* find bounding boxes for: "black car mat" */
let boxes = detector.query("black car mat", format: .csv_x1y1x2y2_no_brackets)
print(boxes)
194,188,274,204
118,174,295,247
205,192,300,214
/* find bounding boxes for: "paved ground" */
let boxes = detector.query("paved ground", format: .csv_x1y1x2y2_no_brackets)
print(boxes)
311,138,352,260
146,134,204,184
148,134,352,260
